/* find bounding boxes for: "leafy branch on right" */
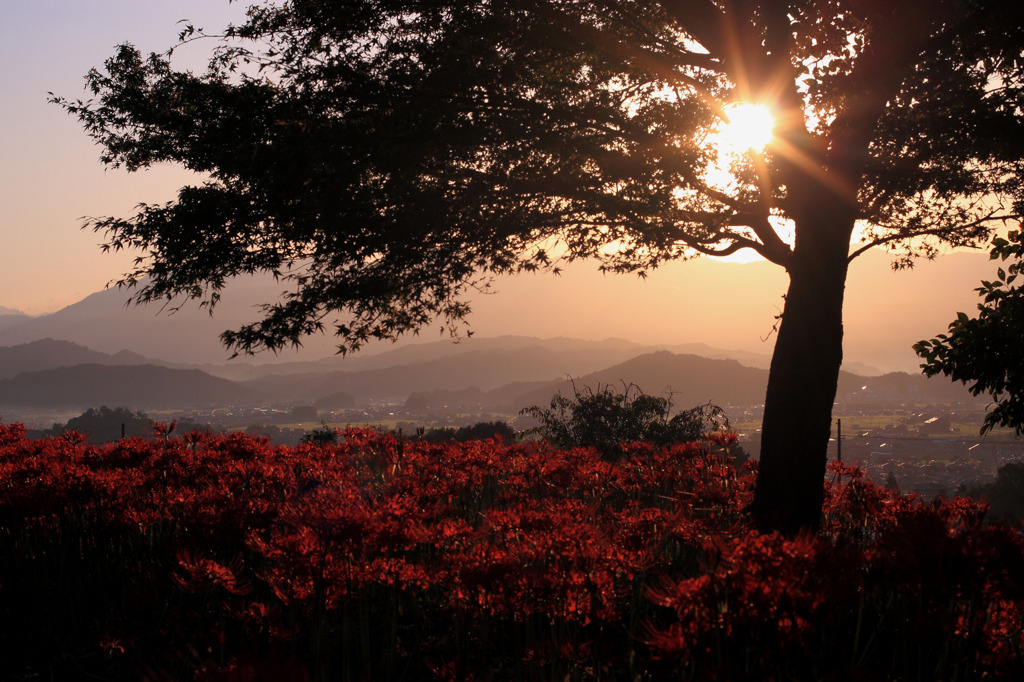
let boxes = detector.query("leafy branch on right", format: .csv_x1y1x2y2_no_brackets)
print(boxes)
916,230,1024,436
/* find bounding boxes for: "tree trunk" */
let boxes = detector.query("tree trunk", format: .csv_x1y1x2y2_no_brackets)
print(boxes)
751,213,853,534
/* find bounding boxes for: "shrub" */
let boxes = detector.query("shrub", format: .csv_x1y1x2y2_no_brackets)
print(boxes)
521,382,727,459
417,420,517,443
299,423,340,446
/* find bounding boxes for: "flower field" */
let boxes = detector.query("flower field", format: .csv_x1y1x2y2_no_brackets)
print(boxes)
0,420,1022,680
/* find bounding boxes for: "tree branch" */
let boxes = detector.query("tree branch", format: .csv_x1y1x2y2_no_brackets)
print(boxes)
847,212,1022,262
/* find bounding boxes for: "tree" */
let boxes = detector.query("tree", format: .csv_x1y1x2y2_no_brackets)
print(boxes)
417,420,518,443
915,230,1024,436
56,1,1024,532
65,406,152,443
454,420,518,443
521,383,725,460
300,422,341,446
959,461,1024,523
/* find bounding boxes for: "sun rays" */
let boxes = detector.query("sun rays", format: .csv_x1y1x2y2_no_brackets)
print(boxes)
717,102,776,153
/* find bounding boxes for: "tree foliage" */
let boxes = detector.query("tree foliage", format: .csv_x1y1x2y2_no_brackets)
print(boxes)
65,406,153,444
521,382,726,459
417,420,518,443
54,0,1024,355
960,461,1024,523
299,422,340,446
915,230,1024,436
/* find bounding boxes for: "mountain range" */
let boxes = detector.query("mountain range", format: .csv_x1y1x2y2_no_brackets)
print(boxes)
0,363,256,410
0,338,150,380
0,277,314,365
0,248,996,373
0,336,983,420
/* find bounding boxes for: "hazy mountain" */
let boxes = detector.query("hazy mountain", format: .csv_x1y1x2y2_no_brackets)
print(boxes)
504,351,983,414
651,342,888,375
0,307,30,333
836,371,988,406
242,343,651,403
0,277,345,365
659,342,773,370
0,364,257,410
342,335,647,372
201,335,650,381
0,248,994,373
508,351,774,412
0,339,152,380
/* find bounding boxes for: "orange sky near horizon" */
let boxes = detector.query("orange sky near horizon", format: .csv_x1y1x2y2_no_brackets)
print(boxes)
0,1,1008,374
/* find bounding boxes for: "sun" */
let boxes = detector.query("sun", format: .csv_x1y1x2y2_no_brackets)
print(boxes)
717,103,775,153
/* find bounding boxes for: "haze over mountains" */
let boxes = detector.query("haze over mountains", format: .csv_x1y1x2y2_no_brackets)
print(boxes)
0,249,995,422
0,363,256,410
0,339,149,380
0,334,983,422
0,249,996,373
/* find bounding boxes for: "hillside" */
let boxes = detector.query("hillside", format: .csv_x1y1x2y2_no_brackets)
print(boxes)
0,364,257,409
241,343,651,402
198,335,650,381
0,338,984,419
508,352,774,412
0,308,30,334
0,277,344,364
504,351,983,415
0,339,152,379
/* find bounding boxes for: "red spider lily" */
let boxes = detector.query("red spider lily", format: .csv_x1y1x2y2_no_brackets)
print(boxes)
96,632,128,657
174,551,253,596
645,530,866,678
704,431,739,448
0,420,28,445
4,423,1022,680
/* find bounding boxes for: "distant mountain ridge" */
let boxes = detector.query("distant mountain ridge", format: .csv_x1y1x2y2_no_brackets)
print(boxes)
504,351,981,414
0,339,152,380
240,343,651,402
0,277,342,364
196,335,650,381
0,308,30,335
0,364,256,410
0,336,980,417
508,351,772,412
0,248,993,372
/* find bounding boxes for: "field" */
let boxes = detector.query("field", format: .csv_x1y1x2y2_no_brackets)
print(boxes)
1,421,1022,680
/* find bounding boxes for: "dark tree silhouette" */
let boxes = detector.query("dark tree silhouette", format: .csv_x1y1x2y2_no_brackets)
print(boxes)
959,461,1024,523
417,421,517,444
522,383,725,460
55,1,1024,532
65,406,153,443
916,230,1024,436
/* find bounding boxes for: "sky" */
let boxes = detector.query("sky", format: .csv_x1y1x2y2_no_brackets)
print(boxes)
0,1,1009,372
1,1,250,314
